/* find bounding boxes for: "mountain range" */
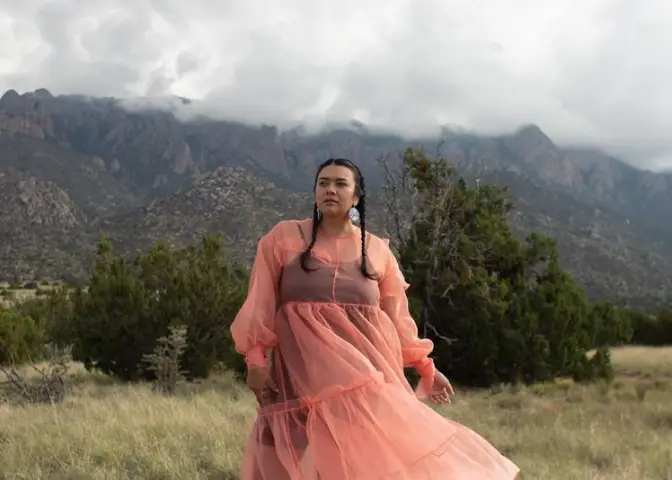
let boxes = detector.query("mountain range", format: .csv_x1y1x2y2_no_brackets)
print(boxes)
1,88,671,307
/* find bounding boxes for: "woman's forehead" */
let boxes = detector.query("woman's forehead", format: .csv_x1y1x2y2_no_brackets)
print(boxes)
317,165,355,181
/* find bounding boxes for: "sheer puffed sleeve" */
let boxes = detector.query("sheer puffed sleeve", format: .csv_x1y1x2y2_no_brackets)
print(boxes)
230,224,283,369
378,239,437,397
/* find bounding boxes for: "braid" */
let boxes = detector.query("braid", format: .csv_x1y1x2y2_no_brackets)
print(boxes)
353,169,377,281
300,203,321,273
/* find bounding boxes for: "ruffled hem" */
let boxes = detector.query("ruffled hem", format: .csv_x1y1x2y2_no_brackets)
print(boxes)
396,424,521,479
242,375,519,479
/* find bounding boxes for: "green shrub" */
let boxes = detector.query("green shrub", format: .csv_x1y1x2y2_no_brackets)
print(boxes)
69,236,248,382
629,308,672,346
12,288,74,349
0,309,45,365
389,148,627,387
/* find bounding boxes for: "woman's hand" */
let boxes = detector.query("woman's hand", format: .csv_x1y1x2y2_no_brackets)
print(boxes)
246,365,278,405
428,370,455,405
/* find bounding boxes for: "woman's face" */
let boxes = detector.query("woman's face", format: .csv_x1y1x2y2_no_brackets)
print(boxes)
315,164,359,219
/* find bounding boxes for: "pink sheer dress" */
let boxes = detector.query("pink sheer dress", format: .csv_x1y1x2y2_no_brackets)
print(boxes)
231,219,520,479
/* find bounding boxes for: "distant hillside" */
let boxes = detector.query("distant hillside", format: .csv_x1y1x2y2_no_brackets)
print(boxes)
98,166,312,264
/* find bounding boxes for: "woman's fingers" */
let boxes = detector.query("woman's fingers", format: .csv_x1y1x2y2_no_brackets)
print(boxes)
430,388,451,404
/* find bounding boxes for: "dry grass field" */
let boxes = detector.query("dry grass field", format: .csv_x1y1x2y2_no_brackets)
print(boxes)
0,283,58,308
1,346,671,479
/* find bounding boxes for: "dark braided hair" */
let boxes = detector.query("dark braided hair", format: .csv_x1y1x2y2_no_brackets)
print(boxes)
299,158,377,280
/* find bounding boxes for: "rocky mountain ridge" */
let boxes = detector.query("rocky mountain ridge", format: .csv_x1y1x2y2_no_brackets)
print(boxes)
1,88,671,306
98,166,312,263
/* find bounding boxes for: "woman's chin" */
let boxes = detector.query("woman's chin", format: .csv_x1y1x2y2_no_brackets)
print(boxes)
320,207,346,218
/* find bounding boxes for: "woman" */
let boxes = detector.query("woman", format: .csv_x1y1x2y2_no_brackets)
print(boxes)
231,158,520,479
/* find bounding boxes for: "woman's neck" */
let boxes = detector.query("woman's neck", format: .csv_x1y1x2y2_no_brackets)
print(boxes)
319,217,356,237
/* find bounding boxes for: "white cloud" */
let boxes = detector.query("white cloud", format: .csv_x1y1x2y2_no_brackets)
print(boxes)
0,0,671,168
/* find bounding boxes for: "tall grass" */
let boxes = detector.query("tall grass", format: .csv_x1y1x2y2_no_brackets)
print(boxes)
2,347,671,479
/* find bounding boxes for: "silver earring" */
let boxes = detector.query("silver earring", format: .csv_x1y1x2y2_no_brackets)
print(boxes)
317,209,321,220
348,207,360,224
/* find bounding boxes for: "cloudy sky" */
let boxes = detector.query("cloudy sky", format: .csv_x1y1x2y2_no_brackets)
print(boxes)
0,0,671,169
